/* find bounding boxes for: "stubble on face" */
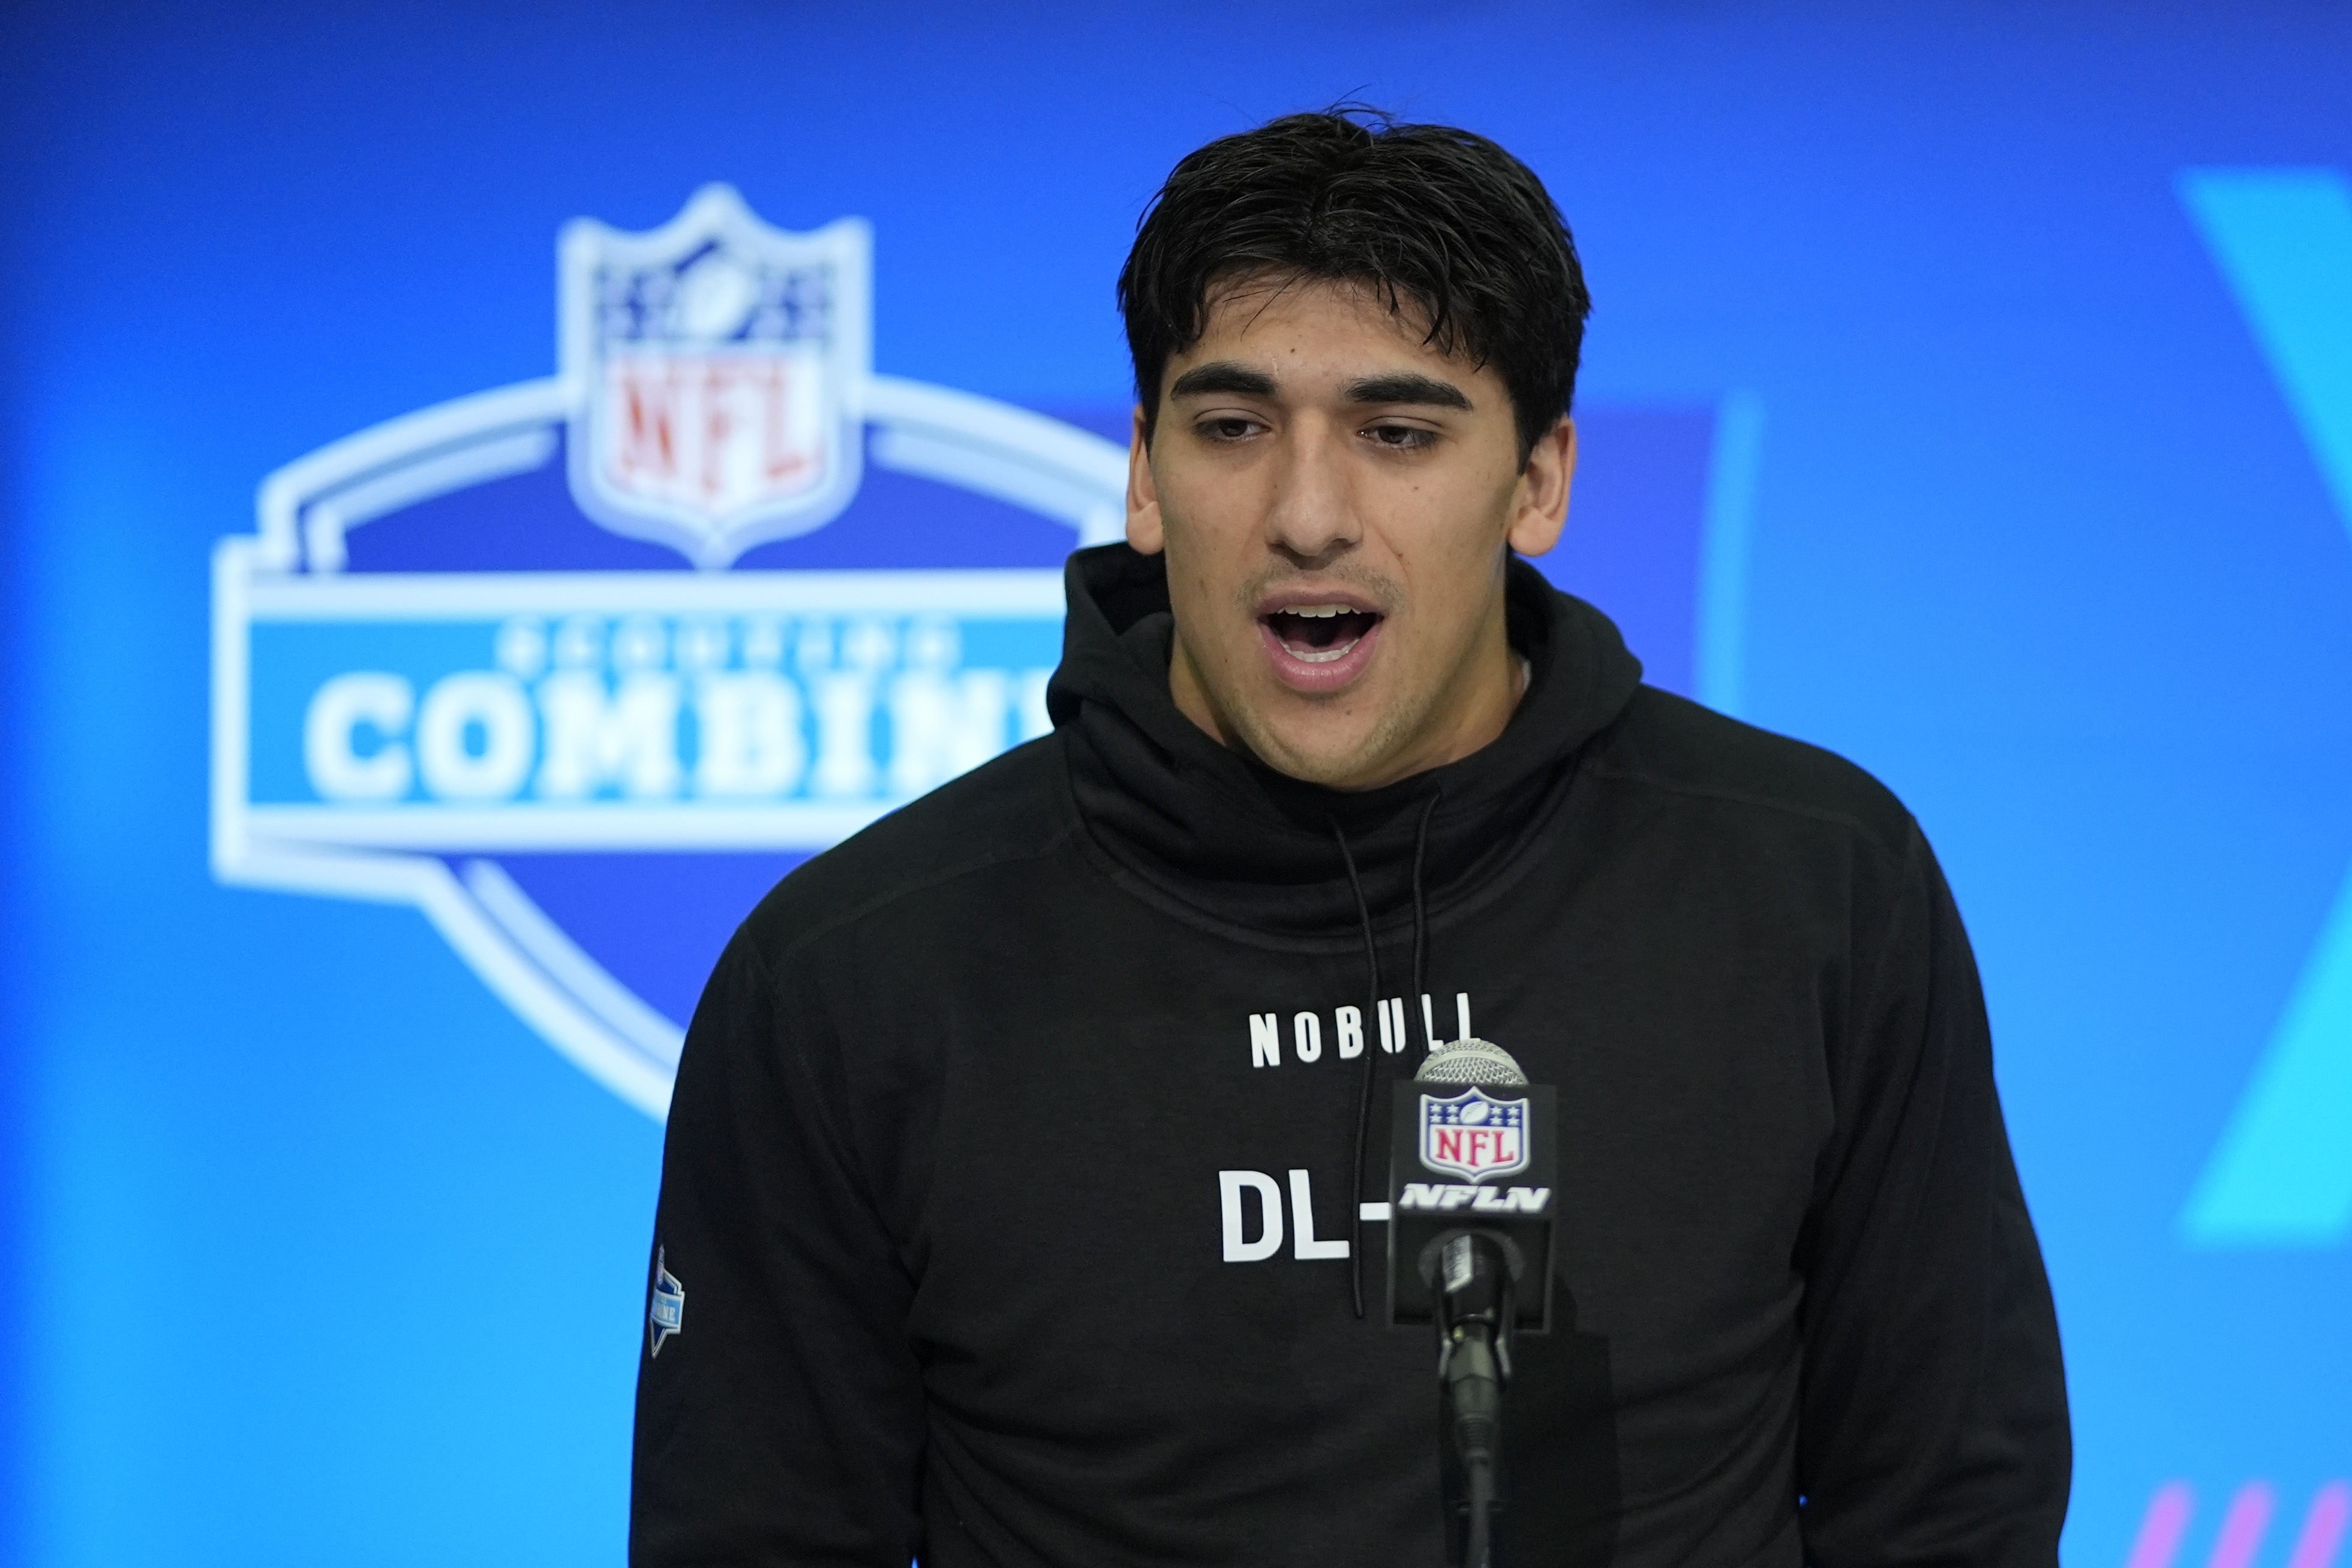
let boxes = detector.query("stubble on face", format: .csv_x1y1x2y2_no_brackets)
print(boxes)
1191,552,1491,789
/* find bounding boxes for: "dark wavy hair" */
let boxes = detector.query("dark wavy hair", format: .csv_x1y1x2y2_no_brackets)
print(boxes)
1118,109,1591,466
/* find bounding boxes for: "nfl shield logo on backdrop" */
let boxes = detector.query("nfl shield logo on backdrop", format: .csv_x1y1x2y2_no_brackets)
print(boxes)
1419,1087,1531,1183
561,184,870,567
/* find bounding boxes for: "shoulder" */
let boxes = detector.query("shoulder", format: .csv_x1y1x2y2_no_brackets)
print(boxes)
737,732,1076,966
1585,686,1920,866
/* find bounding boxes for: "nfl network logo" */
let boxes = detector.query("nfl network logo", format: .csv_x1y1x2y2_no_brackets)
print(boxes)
211,185,1125,1119
1420,1088,1531,1184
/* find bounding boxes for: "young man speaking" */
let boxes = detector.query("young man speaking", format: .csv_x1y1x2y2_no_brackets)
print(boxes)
631,113,2071,1566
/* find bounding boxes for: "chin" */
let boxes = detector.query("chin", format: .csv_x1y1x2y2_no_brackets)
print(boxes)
1235,711,1406,792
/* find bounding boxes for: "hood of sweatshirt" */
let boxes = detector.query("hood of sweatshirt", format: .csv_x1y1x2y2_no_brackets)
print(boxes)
1044,542,1644,943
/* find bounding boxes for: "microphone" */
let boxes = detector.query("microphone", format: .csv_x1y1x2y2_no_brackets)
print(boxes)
1388,1038,1557,1568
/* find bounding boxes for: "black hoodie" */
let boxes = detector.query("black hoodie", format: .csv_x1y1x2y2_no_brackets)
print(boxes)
631,545,2070,1568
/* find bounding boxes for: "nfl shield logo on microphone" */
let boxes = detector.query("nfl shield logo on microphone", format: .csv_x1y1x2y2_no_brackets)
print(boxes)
1419,1088,1531,1184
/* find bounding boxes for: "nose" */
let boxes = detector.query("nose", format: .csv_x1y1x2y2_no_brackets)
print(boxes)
1263,418,1359,566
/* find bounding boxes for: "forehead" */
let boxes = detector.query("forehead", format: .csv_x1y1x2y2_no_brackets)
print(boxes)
1180,274,1477,379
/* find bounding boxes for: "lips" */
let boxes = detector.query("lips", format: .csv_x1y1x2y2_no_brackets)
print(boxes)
1258,600,1386,693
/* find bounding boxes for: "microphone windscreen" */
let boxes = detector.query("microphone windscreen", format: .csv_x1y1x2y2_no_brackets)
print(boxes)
1414,1038,1528,1087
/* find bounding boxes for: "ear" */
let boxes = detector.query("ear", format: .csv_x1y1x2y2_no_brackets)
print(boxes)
1126,404,1166,555
1506,417,1576,558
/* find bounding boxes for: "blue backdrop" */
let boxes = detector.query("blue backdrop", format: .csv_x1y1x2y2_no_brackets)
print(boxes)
4,4,2349,1564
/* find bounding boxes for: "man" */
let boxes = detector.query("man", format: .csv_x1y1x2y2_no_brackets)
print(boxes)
632,112,2070,1566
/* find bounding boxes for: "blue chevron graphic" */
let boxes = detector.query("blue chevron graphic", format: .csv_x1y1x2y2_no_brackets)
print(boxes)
2178,168,2352,1248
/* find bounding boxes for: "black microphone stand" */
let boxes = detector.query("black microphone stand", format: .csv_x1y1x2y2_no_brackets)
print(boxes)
1426,1231,1518,1568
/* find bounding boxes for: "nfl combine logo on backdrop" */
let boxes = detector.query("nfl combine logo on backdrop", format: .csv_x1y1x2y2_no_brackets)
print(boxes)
211,185,1125,1118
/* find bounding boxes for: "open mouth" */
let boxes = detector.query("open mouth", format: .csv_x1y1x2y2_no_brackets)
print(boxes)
1263,605,1383,664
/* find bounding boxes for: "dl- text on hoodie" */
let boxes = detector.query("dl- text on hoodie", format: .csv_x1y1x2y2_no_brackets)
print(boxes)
630,544,2071,1567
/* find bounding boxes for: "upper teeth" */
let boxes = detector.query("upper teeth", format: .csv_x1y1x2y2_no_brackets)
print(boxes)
1283,605,1353,618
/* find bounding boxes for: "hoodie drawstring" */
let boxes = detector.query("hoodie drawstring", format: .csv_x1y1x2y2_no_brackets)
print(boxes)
1410,789,1438,1029
1332,789,1443,1320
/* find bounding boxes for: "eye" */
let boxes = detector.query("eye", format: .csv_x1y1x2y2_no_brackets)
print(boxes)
1365,422,1437,451
1196,414,1264,443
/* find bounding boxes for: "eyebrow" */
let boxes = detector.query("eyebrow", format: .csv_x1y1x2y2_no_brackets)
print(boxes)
1344,373,1472,411
1166,362,1474,412
1167,362,1278,399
